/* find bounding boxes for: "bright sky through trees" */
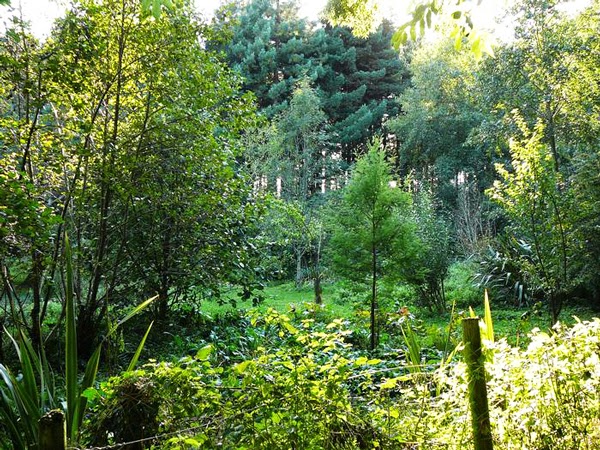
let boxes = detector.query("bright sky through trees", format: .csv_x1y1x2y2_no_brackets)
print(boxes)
0,0,591,48
2,0,412,39
0,0,330,38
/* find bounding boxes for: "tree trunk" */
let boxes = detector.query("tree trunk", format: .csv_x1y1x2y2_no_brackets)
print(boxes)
76,306,100,361
157,287,169,321
313,230,322,304
549,291,562,326
370,243,378,351
295,251,303,289
30,249,44,349
546,100,559,172
313,274,322,305
0,312,4,361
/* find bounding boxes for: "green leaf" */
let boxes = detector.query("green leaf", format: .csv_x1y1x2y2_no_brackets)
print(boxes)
482,289,494,343
234,360,252,374
127,321,154,372
81,387,99,402
379,378,398,389
74,346,101,438
109,295,157,338
283,321,298,335
195,344,213,361
64,233,78,441
355,356,368,365
16,333,38,411
414,4,426,20
153,0,161,19
471,36,483,60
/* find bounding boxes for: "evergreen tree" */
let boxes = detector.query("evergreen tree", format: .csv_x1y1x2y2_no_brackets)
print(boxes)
219,0,310,117
329,139,415,350
323,20,409,162
216,3,409,163
245,80,330,287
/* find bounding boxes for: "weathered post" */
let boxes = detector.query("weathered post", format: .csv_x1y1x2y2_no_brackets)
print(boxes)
39,409,67,450
462,317,493,450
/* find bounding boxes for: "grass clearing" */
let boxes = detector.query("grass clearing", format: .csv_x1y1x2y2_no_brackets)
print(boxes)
201,282,353,319
201,281,600,349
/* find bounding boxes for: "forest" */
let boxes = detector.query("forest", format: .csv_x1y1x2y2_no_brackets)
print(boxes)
1,0,600,448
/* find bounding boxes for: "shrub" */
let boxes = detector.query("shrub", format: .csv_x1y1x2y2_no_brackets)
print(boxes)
445,259,483,308
85,310,388,449
82,310,600,450
375,318,600,449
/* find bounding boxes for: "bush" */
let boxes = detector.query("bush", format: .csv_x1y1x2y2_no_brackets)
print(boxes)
374,318,600,449
445,259,483,308
85,310,387,449
82,310,600,450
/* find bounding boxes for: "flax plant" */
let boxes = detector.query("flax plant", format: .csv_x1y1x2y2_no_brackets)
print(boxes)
0,234,154,449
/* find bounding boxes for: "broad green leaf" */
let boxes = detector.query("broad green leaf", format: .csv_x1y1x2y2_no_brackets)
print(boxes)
283,321,298,335
81,387,100,402
234,360,252,374
195,344,213,361
471,36,482,60
454,33,463,51
414,4,426,20
379,378,398,389
355,356,368,365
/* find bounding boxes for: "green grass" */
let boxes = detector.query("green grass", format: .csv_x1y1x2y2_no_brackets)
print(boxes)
201,282,353,319
201,281,600,349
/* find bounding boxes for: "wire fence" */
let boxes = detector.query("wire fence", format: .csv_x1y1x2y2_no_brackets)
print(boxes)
41,320,490,450
45,405,462,450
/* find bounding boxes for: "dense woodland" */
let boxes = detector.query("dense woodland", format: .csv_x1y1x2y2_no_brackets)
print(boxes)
1,0,600,448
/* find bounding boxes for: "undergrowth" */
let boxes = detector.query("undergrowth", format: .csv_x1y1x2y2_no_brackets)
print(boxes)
84,309,600,450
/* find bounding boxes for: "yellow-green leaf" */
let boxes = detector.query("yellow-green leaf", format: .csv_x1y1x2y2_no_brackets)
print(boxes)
196,344,213,361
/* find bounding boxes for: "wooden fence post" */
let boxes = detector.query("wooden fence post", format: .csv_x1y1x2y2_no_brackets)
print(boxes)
39,409,66,450
462,317,493,450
